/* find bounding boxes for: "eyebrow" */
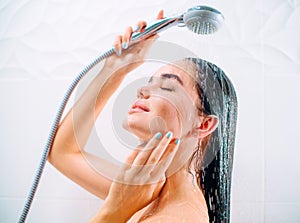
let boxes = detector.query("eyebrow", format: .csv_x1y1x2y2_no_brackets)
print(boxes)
148,73,184,86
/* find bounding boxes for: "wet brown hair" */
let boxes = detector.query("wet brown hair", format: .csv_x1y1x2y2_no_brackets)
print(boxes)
184,58,238,223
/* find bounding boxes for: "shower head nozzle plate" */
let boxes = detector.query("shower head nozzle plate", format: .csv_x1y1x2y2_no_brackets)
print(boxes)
183,5,224,35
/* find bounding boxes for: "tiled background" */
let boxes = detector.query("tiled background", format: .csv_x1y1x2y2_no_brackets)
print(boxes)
0,0,299,222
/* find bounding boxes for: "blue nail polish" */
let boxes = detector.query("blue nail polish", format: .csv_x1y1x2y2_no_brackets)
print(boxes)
116,49,122,56
166,131,172,139
175,138,180,145
135,25,140,32
155,132,162,139
122,42,128,49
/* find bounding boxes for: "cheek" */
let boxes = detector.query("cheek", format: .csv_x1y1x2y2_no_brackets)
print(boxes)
151,99,181,132
165,98,199,137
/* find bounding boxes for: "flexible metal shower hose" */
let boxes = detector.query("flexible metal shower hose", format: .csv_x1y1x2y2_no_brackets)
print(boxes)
18,48,115,223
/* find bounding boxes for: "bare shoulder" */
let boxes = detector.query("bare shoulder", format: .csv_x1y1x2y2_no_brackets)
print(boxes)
137,201,209,223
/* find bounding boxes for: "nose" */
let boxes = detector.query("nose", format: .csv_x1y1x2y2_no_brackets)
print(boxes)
137,86,150,99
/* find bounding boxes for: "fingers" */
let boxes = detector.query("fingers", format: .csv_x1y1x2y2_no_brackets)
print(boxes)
156,9,164,20
113,25,136,55
152,139,180,178
113,10,163,56
122,26,133,49
135,21,147,33
145,134,180,184
113,35,123,56
132,132,162,166
113,22,145,55
124,149,139,165
132,131,180,169
120,131,180,184
147,131,173,164
118,149,139,176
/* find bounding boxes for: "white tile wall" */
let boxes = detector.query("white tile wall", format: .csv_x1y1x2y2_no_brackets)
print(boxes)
231,57,265,204
264,73,300,222
265,203,300,223
231,202,264,223
1,0,299,222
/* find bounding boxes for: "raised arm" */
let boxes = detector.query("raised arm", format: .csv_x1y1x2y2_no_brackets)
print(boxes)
47,13,162,199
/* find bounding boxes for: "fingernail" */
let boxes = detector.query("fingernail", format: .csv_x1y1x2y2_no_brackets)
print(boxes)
122,42,128,49
155,132,162,139
135,25,140,32
175,138,180,145
166,131,172,139
116,49,122,56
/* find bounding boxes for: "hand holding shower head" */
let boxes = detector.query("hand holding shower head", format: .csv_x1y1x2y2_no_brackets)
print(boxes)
129,5,224,46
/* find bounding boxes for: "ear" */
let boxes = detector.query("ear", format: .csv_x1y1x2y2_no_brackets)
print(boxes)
193,115,219,139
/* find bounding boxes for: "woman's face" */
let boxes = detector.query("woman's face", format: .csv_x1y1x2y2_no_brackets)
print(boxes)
124,61,201,141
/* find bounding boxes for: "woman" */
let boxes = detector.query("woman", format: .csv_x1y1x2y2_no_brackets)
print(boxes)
48,10,237,223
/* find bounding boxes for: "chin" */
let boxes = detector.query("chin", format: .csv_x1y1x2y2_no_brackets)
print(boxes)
123,114,178,141
122,117,151,141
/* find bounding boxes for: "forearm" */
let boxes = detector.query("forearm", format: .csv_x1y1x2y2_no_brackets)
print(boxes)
50,64,126,156
47,63,127,199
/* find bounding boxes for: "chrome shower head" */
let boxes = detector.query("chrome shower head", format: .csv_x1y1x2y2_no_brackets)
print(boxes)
129,5,224,46
183,6,224,35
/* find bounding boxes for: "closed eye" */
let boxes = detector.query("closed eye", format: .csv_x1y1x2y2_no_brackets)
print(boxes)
160,87,173,91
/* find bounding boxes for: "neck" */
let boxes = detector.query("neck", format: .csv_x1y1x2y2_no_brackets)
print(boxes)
158,166,207,211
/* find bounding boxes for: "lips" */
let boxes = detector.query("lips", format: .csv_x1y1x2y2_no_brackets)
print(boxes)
129,101,150,114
